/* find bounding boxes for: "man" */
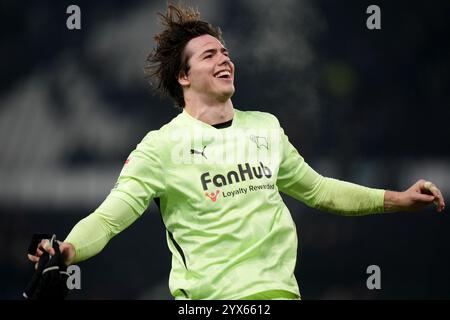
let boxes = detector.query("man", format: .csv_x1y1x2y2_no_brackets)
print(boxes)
28,4,445,300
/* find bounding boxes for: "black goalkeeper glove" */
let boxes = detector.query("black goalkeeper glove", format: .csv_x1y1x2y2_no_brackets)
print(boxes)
23,234,70,300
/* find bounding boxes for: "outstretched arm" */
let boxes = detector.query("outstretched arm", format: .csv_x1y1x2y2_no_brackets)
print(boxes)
280,163,444,215
28,131,166,266
276,127,445,215
28,196,140,265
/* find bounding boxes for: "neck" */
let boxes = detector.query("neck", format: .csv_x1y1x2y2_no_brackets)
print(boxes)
184,98,234,125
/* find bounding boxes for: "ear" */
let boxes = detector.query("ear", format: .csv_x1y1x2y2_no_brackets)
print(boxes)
178,71,190,87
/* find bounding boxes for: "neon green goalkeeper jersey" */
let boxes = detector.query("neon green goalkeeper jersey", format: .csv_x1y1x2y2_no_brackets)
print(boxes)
65,108,385,299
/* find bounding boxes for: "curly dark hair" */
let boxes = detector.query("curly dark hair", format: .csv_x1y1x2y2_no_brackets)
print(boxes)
145,4,224,109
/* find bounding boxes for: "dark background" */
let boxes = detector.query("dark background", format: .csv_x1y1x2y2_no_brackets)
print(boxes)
1,0,449,299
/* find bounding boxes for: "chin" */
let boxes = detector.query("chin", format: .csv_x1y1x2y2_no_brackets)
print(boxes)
218,91,234,102
222,86,235,99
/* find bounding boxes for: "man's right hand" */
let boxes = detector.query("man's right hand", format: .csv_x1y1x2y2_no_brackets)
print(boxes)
27,239,76,267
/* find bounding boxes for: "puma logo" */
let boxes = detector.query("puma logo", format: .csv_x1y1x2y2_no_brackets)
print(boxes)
190,145,207,159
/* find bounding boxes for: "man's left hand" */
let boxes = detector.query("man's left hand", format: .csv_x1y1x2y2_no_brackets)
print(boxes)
384,179,445,213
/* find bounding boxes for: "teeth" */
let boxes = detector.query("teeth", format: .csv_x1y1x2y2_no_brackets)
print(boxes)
215,70,231,78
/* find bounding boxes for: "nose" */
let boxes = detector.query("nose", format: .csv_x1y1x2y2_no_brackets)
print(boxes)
218,52,231,66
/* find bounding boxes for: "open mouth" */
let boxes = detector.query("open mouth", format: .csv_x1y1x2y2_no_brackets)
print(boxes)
214,70,232,79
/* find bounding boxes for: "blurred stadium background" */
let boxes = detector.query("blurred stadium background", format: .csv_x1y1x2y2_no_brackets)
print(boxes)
1,0,449,299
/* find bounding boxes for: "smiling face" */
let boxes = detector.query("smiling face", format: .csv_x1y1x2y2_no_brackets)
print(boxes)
178,34,235,104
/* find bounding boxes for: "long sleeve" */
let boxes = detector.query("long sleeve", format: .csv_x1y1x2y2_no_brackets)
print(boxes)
276,127,385,215
64,131,166,262
64,196,140,263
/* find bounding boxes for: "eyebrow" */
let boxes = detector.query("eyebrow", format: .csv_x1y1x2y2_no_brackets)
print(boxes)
199,47,229,57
